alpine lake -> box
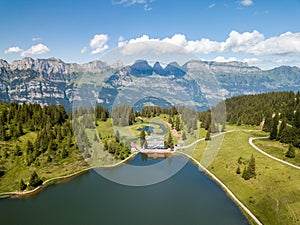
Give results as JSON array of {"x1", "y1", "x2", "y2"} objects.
[{"x1": 0, "y1": 153, "x2": 250, "y2": 225}]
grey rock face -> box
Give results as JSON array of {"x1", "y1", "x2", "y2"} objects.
[{"x1": 0, "y1": 57, "x2": 300, "y2": 111}]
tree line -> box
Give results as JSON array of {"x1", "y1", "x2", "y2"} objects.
[
  {"x1": 225, "y1": 91, "x2": 300, "y2": 158},
  {"x1": 0, "y1": 101, "x2": 77, "y2": 191}
]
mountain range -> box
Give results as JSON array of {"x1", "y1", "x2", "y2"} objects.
[{"x1": 0, "y1": 57, "x2": 300, "y2": 111}]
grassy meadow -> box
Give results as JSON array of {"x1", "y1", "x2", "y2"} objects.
[{"x1": 190, "y1": 125, "x2": 300, "y2": 225}]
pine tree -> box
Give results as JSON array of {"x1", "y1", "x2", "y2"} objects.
[
  {"x1": 168, "y1": 131, "x2": 174, "y2": 149},
  {"x1": 236, "y1": 165, "x2": 241, "y2": 174},
  {"x1": 270, "y1": 113, "x2": 279, "y2": 140},
  {"x1": 205, "y1": 127, "x2": 211, "y2": 141},
  {"x1": 285, "y1": 144, "x2": 295, "y2": 158},
  {"x1": 237, "y1": 156, "x2": 242, "y2": 164},
  {"x1": 248, "y1": 154, "x2": 256, "y2": 178},
  {"x1": 14, "y1": 145, "x2": 22, "y2": 156},
  {"x1": 47, "y1": 155, "x2": 52, "y2": 162},
  {"x1": 140, "y1": 127, "x2": 146, "y2": 148},
  {"x1": 277, "y1": 118, "x2": 286, "y2": 141},
  {"x1": 26, "y1": 140, "x2": 34, "y2": 154},
  {"x1": 166, "y1": 131, "x2": 174, "y2": 149},
  {"x1": 61, "y1": 148, "x2": 69, "y2": 159},
  {"x1": 16, "y1": 123, "x2": 23, "y2": 137},
  {"x1": 100, "y1": 111, "x2": 107, "y2": 121},
  {"x1": 0, "y1": 124, "x2": 6, "y2": 141},
  {"x1": 28, "y1": 171, "x2": 43, "y2": 188},
  {"x1": 175, "y1": 116, "x2": 180, "y2": 131},
  {"x1": 19, "y1": 179, "x2": 27, "y2": 191},
  {"x1": 181, "y1": 131, "x2": 187, "y2": 141},
  {"x1": 280, "y1": 126, "x2": 298, "y2": 145},
  {"x1": 294, "y1": 109, "x2": 300, "y2": 128},
  {"x1": 263, "y1": 113, "x2": 272, "y2": 132},
  {"x1": 115, "y1": 130, "x2": 120, "y2": 143},
  {"x1": 201, "y1": 111, "x2": 211, "y2": 130},
  {"x1": 242, "y1": 167, "x2": 250, "y2": 180},
  {"x1": 168, "y1": 116, "x2": 173, "y2": 128},
  {"x1": 103, "y1": 140, "x2": 108, "y2": 151}
]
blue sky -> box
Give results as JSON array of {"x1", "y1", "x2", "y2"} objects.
[{"x1": 1, "y1": 0, "x2": 300, "y2": 69}]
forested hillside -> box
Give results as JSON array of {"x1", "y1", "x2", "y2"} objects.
[
  {"x1": 225, "y1": 91, "x2": 300, "y2": 147},
  {"x1": 0, "y1": 102, "x2": 84, "y2": 191}
]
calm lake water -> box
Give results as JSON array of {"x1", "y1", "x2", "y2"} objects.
[{"x1": 0, "y1": 154, "x2": 249, "y2": 225}]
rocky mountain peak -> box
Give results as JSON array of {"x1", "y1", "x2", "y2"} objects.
[
  {"x1": 153, "y1": 61, "x2": 165, "y2": 75},
  {"x1": 0, "y1": 57, "x2": 300, "y2": 112},
  {"x1": 130, "y1": 60, "x2": 153, "y2": 76},
  {"x1": 110, "y1": 60, "x2": 124, "y2": 69},
  {"x1": 0, "y1": 59, "x2": 9, "y2": 69},
  {"x1": 81, "y1": 60, "x2": 109, "y2": 72},
  {"x1": 164, "y1": 61, "x2": 186, "y2": 77},
  {"x1": 2, "y1": 57, "x2": 110, "y2": 75},
  {"x1": 10, "y1": 57, "x2": 35, "y2": 71}
]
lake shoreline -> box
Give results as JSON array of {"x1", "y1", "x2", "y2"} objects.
[
  {"x1": 0, "y1": 150, "x2": 260, "y2": 225},
  {"x1": 0, "y1": 152, "x2": 138, "y2": 199},
  {"x1": 176, "y1": 151, "x2": 262, "y2": 225}
]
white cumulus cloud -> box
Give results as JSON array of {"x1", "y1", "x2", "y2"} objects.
[
  {"x1": 4, "y1": 44, "x2": 50, "y2": 56},
  {"x1": 240, "y1": 0, "x2": 253, "y2": 6},
  {"x1": 21, "y1": 44, "x2": 50, "y2": 56},
  {"x1": 90, "y1": 34, "x2": 109, "y2": 54},
  {"x1": 118, "y1": 30, "x2": 300, "y2": 56},
  {"x1": 223, "y1": 30, "x2": 264, "y2": 53},
  {"x1": 4, "y1": 46, "x2": 23, "y2": 54},
  {"x1": 252, "y1": 32, "x2": 300, "y2": 55}
]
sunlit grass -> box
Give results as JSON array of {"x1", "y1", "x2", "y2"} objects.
[
  {"x1": 253, "y1": 139, "x2": 300, "y2": 167},
  {"x1": 191, "y1": 125, "x2": 300, "y2": 225}
]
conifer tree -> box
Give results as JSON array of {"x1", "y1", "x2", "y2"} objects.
[
  {"x1": 0, "y1": 124, "x2": 6, "y2": 141},
  {"x1": 280, "y1": 126, "x2": 298, "y2": 145},
  {"x1": 175, "y1": 116, "x2": 180, "y2": 131},
  {"x1": 270, "y1": 113, "x2": 279, "y2": 140},
  {"x1": 242, "y1": 167, "x2": 250, "y2": 180},
  {"x1": 28, "y1": 171, "x2": 43, "y2": 188},
  {"x1": 167, "y1": 131, "x2": 174, "y2": 149},
  {"x1": 236, "y1": 165, "x2": 241, "y2": 174},
  {"x1": 140, "y1": 127, "x2": 146, "y2": 148},
  {"x1": 61, "y1": 147, "x2": 69, "y2": 159},
  {"x1": 263, "y1": 113, "x2": 272, "y2": 132},
  {"x1": 277, "y1": 118, "x2": 286, "y2": 141},
  {"x1": 248, "y1": 154, "x2": 256, "y2": 178},
  {"x1": 285, "y1": 144, "x2": 295, "y2": 158},
  {"x1": 19, "y1": 179, "x2": 27, "y2": 191},
  {"x1": 103, "y1": 140, "x2": 108, "y2": 151},
  {"x1": 294, "y1": 109, "x2": 300, "y2": 128},
  {"x1": 168, "y1": 116, "x2": 173, "y2": 128},
  {"x1": 115, "y1": 130, "x2": 120, "y2": 143},
  {"x1": 181, "y1": 131, "x2": 187, "y2": 141},
  {"x1": 205, "y1": 127, "x2": 211, "y2": 141}
]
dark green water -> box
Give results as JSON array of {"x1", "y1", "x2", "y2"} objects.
[{"x1": 0, "y1": 154, "x2": 249, "y2": 225}]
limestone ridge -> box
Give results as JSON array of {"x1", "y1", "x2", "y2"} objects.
[{"x1": 0, "y1": 57, "x2": 300, "y2": 111}]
